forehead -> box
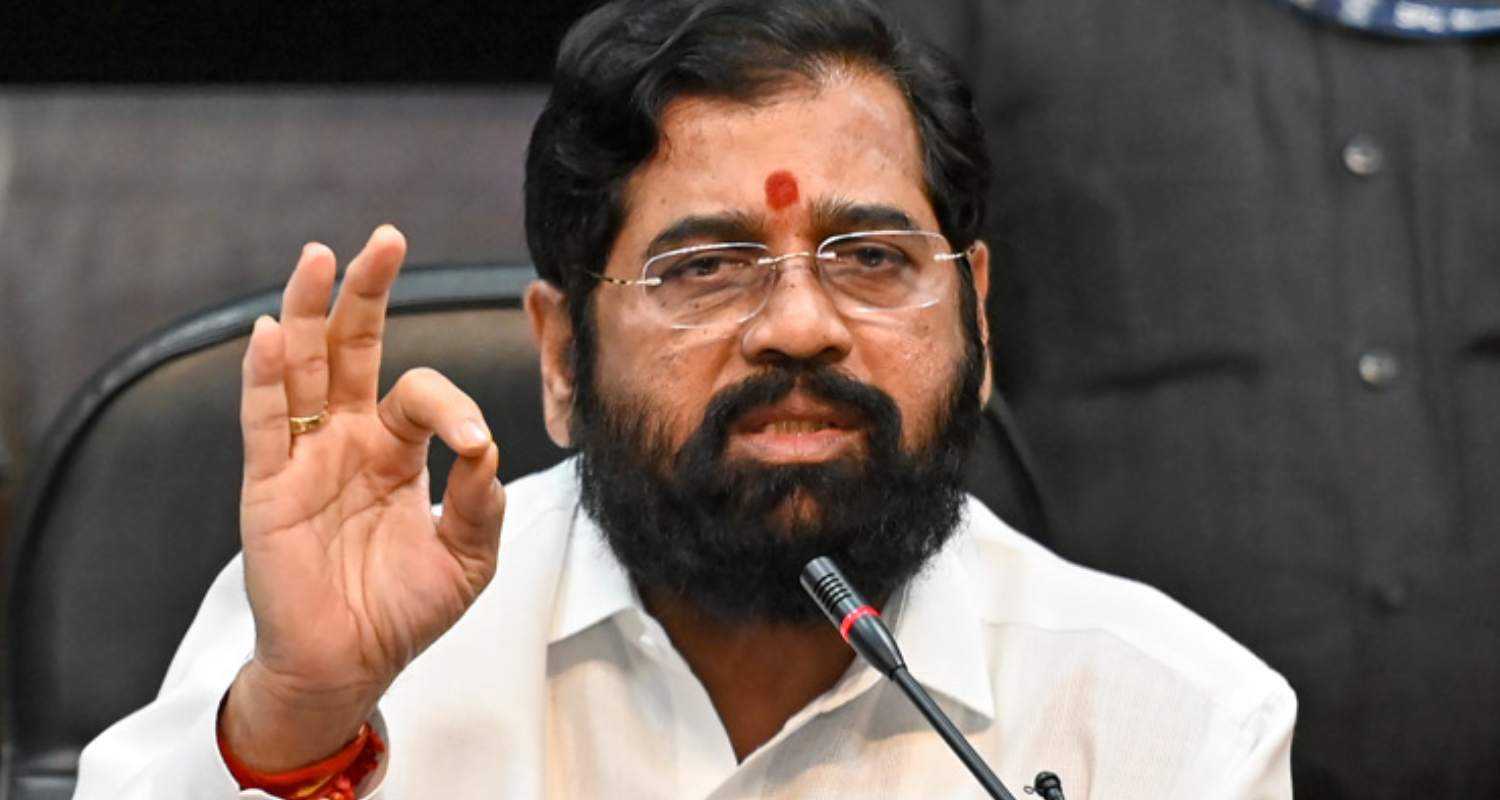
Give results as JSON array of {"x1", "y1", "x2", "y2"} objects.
[{"x1": 617, "y1": 71, "x2": 934, "y2": 244}]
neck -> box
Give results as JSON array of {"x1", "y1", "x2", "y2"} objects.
[{"x1": 643, "y1": 588, "x2": 857, "y2": 762}]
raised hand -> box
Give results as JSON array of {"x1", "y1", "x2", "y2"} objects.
[{"x1": 221, "y1": 226, "x2": 505, "y2": 770}]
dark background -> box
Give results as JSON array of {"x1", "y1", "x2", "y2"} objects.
[
  {"x1": 0, "y1": 2, "x2": 597, "y2": 561},
  {"x1": 0, "y1": 3, "x2": 595, "y2": 84}
]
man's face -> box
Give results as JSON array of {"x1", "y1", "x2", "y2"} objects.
[
  {"x1": 594, "y1": 70, "x2": 978, "y2": 463},
  {"x1": 567, "y1": 69, "x2": 989, "y2": 622}
]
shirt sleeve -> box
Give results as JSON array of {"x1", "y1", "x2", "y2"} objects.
[
  {"x1": 1219, "y1": 679, "x2": 1298, "y2": 800},
  {"x1": 71, "y1": 554, "x2": 389, "y2": 799}
]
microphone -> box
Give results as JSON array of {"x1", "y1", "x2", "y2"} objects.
[{"x1": 801, "y1": 557, "x2": 1018, "y2": 800}]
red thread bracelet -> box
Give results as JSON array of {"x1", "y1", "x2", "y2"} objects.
[{"x1": 218, "y1": 721, "x2": 385, "y2": 799}]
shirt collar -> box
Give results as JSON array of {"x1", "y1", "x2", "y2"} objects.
[
  {"x1": 884, "y1": 518, "x2": 996, "y2": 721},
  {"x1": 547, "y1": 495, "x2": 997, "y2": 722},
  {"x1": 548, "y1": 504, "x2": 640, "y2": 644}
]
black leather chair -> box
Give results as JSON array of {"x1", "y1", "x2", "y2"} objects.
[{"x1": 0, "y1": 263, "x2": 1046, "y2": 800}]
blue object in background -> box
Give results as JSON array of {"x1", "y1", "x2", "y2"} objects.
[{"x1": 1271, "y1": 0, "x2": 1500, "y2": 38}]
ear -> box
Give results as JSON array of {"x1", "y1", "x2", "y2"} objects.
[
  {"x1": 525, "y1": 280, "x2": 577, "y2": 448},
  {"x1": 966, "y1": 240, "x2": 994, "y2": 403}
]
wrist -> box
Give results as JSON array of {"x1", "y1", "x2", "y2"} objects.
[{"x1": 220, "y1": 661, "x2": 380, "y2": 772}]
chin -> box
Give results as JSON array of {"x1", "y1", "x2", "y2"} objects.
[{"x1": 767, "y1": 489, "x2": 826, "y2": 536}]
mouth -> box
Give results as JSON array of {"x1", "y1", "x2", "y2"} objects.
[{"x1": 726, "y1": 395, "x2": 867, "y2": 463}]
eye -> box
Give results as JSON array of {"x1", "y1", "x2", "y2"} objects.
[
  {"x1": 830, "y1": 240, "x2": 912, "y2": 270},
  {"x1": 676, "y1": 254, "x2": 730, "y2": 278},
  {"x1": 653, "y1": 247, "x2": 760, "y2": 284}
]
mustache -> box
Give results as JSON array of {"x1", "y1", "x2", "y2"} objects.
[{"x1": 675, "y1": 363, "x2": 904, "y2": 470}]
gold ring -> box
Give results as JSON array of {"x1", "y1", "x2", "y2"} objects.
[{"x1": 289, "y1": 407, "x2": 330, "y2": 436}]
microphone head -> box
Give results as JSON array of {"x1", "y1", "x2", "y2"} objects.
[
  {"x1": 801, "y1": 556, "x2": 905, "y2": 676},
  {"x1": 800, "y1": 556, "x2": 868, "y2": 627}
]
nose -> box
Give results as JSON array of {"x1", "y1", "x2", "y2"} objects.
[{"x1": 739, "y1": 254, "x2": 854, "y2": 366}]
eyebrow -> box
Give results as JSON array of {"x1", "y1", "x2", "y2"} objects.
[
  {"x1": 644, "y1": 211, "x2": 767, "y2": 258},
  {"x1": 808, "y1": 198, "x2": 919, "y2": 235},
  {"x1": 640, "y1": 199, "x2": 922, "y2": 259}
]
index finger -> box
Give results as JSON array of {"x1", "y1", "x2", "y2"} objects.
[
  {"x1": 326, "y1": 225, "x2": 407, "y2": 408},
  {"x1": 240, "y1": 316, "x2": 291, "y2": 481}
]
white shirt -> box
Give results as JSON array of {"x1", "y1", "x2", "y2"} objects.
[{"x1": 75, "y1": 458, "x2": 1295, "y2": 799}]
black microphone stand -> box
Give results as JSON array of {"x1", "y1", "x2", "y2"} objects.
[
  {"x1": 801, "y1": 557, "x2": 1019, "y2": 800},
  {"x1": 890, "y1": 667, "x2": 1016, "y2": 799}
]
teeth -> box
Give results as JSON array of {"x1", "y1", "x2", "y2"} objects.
[{"x1": 767, "y1": 420, "x2": 833, "y2": 434}]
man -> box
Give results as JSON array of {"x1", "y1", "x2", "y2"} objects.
[
  {"x1": 880, "y1": 1, "x2": 1500, "y2": 795},
  {"x1": 74, "y1": 1, "x2": 1294, "y2": 796}
]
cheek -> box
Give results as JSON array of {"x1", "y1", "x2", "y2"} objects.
[
  {"x1": 594, "y1": 323, "x2": 739, "y2": 446},
  {"x1": 865, "y1": 322, "x2": 958, "y2": 445}
]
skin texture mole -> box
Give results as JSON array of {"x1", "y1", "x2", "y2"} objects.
[{"x1": 764, "y1": 170, "x2": 800, "y2": 211}]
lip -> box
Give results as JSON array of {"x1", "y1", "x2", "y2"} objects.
[{"x1": 727, "y1": 395, "x2": 867, "y2": 463}]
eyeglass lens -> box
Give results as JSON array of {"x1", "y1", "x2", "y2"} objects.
[{"x1": 643, "y1": 232, "x2": 951, "y2": 328}]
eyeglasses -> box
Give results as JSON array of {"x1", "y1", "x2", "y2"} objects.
[{"x1": 593, "y1": 230, "x2": 971, "y2": 330}]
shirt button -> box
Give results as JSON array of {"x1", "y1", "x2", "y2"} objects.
[
  {"x1": 1358, "y1": 350, "x2": 1400, "y2": 388},
  {"x1": 1375, "y1": 576, "x2": 1411, "y2": 612},
  {"x1": 1342, "y1": 135, "x2": 1384, "y2": 176}
]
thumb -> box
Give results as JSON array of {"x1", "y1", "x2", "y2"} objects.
[{"x1": 435, "y1": 441, "x2": 505, "y2": 589}]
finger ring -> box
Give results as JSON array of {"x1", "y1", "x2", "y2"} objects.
[{"x1": 289, "y1": 407, "x2": 330, "y2": 436}]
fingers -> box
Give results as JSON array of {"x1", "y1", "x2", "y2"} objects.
[
  {"x1": 279, "y1": 244, "x2": 337, "y2": 418},
  {"x1": 327, "y1": 225, "x2": 407, "y2": 409},
  {"x1": 377, "y1": 366, "x2": 501, "y2": 582},
  {"x1": 241, "y1": 316, "x2": 291, "y2": 481},
  {"x1": 436, "y1": 441, "x2": 505, "y2": 581},
  {"x1": 377, "y1": 367, "x2": 493, "y2": 457}
]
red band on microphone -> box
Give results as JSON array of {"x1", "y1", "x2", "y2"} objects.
[{"x1": 839, "y1": 605, "x2": 880, "y2": 641}]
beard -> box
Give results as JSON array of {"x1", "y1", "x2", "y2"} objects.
[{"x1": 571, "y1": 312, "x2": 985, "y2": 625}]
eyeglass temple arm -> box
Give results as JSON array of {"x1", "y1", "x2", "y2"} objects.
[{"x1": 590, "y1": 271, "x2": 662, "y2": 287}]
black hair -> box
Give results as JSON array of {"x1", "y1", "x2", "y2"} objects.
[{"x1": 523, "y1": 0, "x2": 991, "y2": 323}]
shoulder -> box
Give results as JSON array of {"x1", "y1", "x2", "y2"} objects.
[
  {"x1": 958, "y1": 497, "x2": 1294, "y2": 726},
  {"x1": 436, "y1": 457, "x2": 581, "y2": 549},
  {"x1": 496, "y1": 457, "x2": 582, "y2": 534},
  {"x1": 462, "y1": 457, "x2": 584, "y2": 609}
]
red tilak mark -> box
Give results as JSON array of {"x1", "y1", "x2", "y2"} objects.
[
  {"x1": 839, "y1": 605, "x2": 880, "y2": 642},
  {"x1": 764, "y1": 170, "x2": 800, "y2": 211}
]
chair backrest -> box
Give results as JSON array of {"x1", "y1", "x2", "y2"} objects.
[{"x1": 0, "y1": 263, "x2": 1047, "y2": 800}]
